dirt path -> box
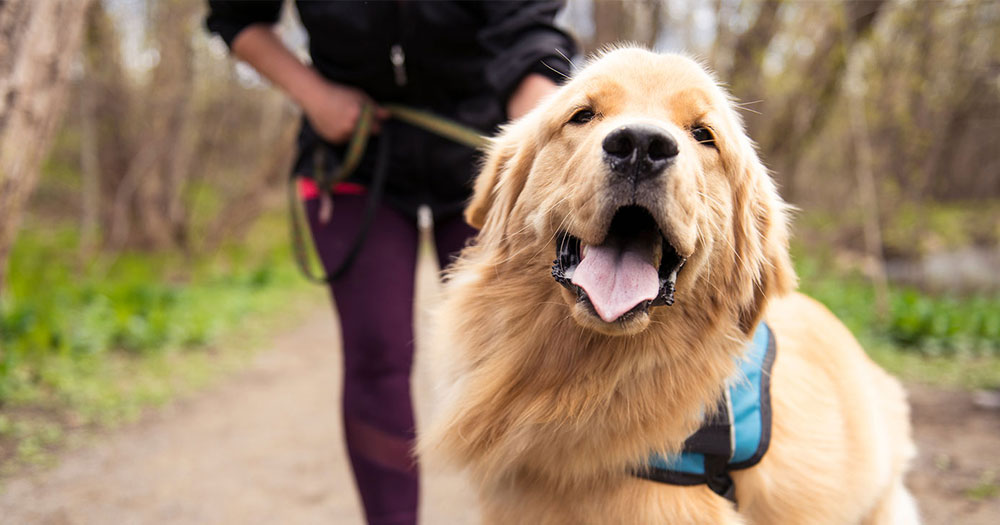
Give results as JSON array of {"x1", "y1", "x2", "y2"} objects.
[
  {"x1": 0, "y1": 309, "x2": 997, "y2": 523},
  {"x1": 0, "y1": 309, "x2": 477, "y2": 525},
  {"x1": 905, "y1": 385, "x2": 1000, "y2": 524}
]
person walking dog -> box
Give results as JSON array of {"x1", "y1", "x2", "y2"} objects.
[{"x1": 205, "y1": 2, "x2": 576, "y2": 524}]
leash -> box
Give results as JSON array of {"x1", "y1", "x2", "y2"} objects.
[
  {"x1": 384, "y1": 104, "x2": 489, "y2": 150},
  {"x1": 289, "y1": 102, "x2": 488, "y2": 284}
]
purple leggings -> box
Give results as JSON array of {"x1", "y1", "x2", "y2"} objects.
[{"x1": 306, "y1": 194, "x2": 475, "y2": 525}]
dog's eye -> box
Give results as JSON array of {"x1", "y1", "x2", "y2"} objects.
[
  {"x1": 568, "y1": 108, "x2": 595, "y2": 125},
  {"x1": 691, "y1": 126, "x2": 716, "y2": 148}
]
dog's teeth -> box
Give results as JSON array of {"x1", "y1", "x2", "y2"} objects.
[{"x1": 582, "y1": 245, "x2": 589, "y2": 259}]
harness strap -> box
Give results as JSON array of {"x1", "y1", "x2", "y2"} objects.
[
  {"x1": 632, "y1": 394, "x2": 738, "y2": 503},
  {"x1": 686, "y1": 393, "x2": 736, "y2": 502},
  {"x1": 632, "y1": 323, "x2": 776, "y2": 508},
  {"x1": 683, "y1": 394, "x2": 733, "y2": 458},
  {"x1": 703, "y1": 453, "x2": 735, "y2": 502}
]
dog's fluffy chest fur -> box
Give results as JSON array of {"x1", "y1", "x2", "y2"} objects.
[{"x1": 421, "y1": 259, "x2": 748, "y2": 511}]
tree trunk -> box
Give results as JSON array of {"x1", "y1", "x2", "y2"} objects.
[
  {"x1": 202, "y1": 116, "x2": 298, "y2": 253},
  {"x1": 761, "y1": 0, "x2": 886, "y2": 202},
  {"x1": 592, "y1": 0, "x2": 662, "y2": 52},
  {"x1": 0, "y1": 0, "x2": 93, "y2": 293},
  {"x1": 79, "y1": 23, "x2": 102, "y2": 255},
  {"x1": 843, "y1": 18, "x2": 890, "y2": 319},
  {"x1": 127, "y1": 0, "x2": 198, "y2": 251},
  {"x1": 724, "y1": 0, "x2": 783, "y2": 106}
]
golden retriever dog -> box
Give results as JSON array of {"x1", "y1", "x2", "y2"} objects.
[{"x1": 420, "y1": 48, "x2": 918, "y2": 524}]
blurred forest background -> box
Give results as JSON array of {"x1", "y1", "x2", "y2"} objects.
[{"x1": 0, "y1": 0, "x2": 998, "y2": 472}]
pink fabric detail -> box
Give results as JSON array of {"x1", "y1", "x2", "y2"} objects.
[
  {"x1": 298, "y1": 178, "x2": 368, "y2": 200},
  {"x1": 333, "y1": 182, "x2": 367, "y2": 195},
  {"x1": 298, "y1": 178, "x2": 320, "y2": 199}
]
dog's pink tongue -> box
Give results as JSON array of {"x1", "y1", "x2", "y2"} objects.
[{"x1": 571, "y1": 244, "x2": 659, "y2": 322}]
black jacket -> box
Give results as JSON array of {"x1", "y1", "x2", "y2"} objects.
[{"x1": 206, "y1": 1, "x2": 576, "y2": 218}]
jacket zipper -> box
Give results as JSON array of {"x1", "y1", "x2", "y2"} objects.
[
  {"x1": 393, "y1": 0, "x2": 429, "y2": 218},
  {"x1": 390, "y1": 44, "x2": 408, "y2": 86}
]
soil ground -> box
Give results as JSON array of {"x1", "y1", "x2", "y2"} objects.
[
  {"x1": 0, "y1": 309, "x2": 477, "y2": 525},
  {"x1": 0, "y1": 260, "x2": 997, "y2": 523}
]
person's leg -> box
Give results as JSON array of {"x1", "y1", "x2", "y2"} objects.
[
  {"x1": 306, "y1": 194, "x2": 419, "y2": 525},
  {"x1": 433, "y1": 214, "x2": 478, "y2": 272}
]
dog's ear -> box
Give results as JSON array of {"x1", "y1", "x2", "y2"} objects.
[
  {"x1": 464, "y1": 138, "x2": 509, "y2": 230},
  {"x1": 465, "y1": 118, "x2": 539, "y2": 231},
  {"x1": 730, "y1": 151, "x2": 798, "y2": 336}
]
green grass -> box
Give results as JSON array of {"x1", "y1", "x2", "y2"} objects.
[
  {"x1": 794, "y1": 246, "x2": 1000, "y2": 389},
  {"x1": 965, "y1": 470, "x2": 999, "y2": 501},
  {"x1": 0, "y1": 211, "x2": 323, "y2": 470}
]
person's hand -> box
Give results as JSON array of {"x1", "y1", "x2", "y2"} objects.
[
  {"x1": 299, "y1": 80, "x2": 389, "y2": 144},
  {"x1": 507, "y1": 73, "x2": 559, "y2": 120},
  {"x1": 229, "y1": 26, "x2": 388, "y2": 144}
]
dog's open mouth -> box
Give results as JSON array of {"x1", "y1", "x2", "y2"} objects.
[{"x1": 552, "y1": 206, "x2": 686, "y2": 323}]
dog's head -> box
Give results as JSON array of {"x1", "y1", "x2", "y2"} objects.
[{"x1": 466, "y1": 48, "x2": 795, "y2": 337}]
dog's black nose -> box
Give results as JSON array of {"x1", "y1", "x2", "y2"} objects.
[{"x1": 602, "y1": 125, "x2": 678, "y2": 182}]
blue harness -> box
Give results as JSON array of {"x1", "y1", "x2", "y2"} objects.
[{"x1": 632, "y1": 323, "x2": 776, "y2": 502}]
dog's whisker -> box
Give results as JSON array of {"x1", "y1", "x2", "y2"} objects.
[
  {"x1": 732, "y1": 99, "x2": 764, "y2": 116},
  {"x1": 555, "y1": 48, "x2": 577, "y2": 71},
  {"x1": 694, "y1": 191, "x2": 726, "y2": 213},
  {"x1": 540, "y1": 59, "x2": 570, "y2": 81}
]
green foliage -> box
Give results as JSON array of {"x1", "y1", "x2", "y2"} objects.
[
  {"x1": 0, "y1": 212, "x2": 314, "y2": 422},
  {"x1": 795, "y1": 245, "x2": 1000, "y2": 388},
  {"x1": 888, "y1": 292, "x2": 1000, "y2": 356}
]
